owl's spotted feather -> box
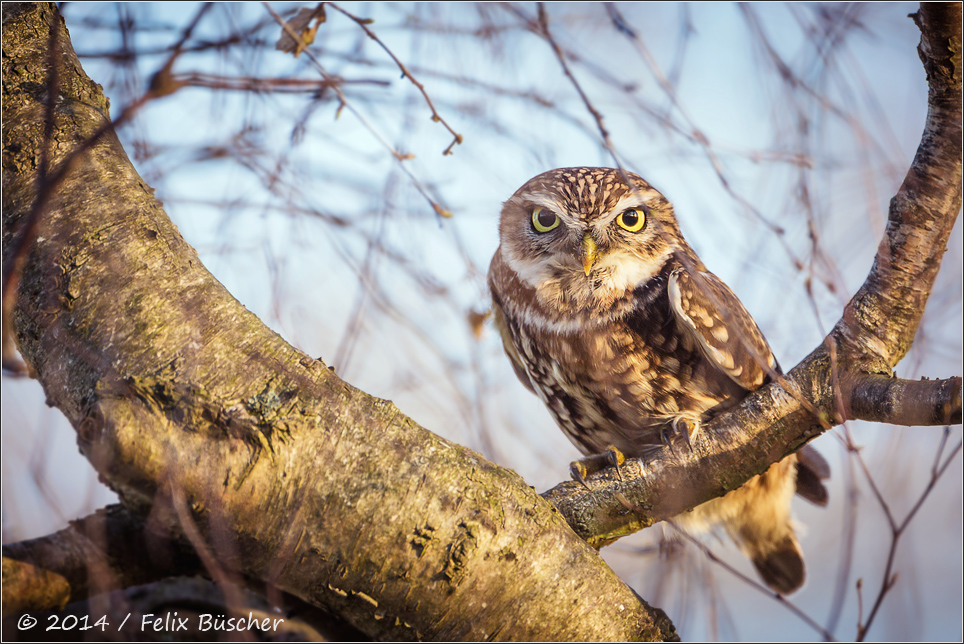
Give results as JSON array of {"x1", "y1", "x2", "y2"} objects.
[{"x1": 489, "y1": 167, "x2": 828, "y2": 594}]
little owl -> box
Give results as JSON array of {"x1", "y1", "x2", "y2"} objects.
[{"x1": 488, "y1": 167, "x2": 828, "y2": 594}]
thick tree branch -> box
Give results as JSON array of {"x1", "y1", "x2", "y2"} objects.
[
  {"x1": 1, "y1": 504, "x2": 371, "y2": 639},
  {"x1": 2, "y1": 4, "x2": 675, "y2": 640},
  {"x1": 835, "y1": 4, "x2": 963, "y2": 368},
  {"x1": 2, "y1": 505, "x2": 203, "y2": 617},
  {"x1": 846, "y1": 375, "x2": 962, "y2": 426}
]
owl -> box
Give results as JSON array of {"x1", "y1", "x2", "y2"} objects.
[{"x1": 488, "y1": 167, "x2": 828, "y2": 594}]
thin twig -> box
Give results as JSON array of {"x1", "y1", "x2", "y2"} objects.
[
  {"x1": 823, "y1": 424, "x2": 859, "y2": 636},
  {"x1": 611, "y1": 491, "x2": 835, "y2": 640},
  {"x1": 603, "y1": 4, "x2": 797, "y2": 256},
  {"x1": 856, "y1": 434, "x2": 963, "y2": 640},
  {"x1": 262, "y1": 2, "x2": 453, "y2": 220},
  {"x1": 325, "y1": 2, "x2": 463, "y2": 155},
  {"x1": 665, "y1": 518, "x2": 836, "y2": 640},
  {"x1": 177, "y1": 72, "x2": 390, "y2": 92},
  {"x1": 533, "y1": 3, "x2": 623, "y2": 167}
]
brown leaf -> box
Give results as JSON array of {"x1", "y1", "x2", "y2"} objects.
[{"x1": 275, "y1": 4, "x2": 327, "y2": 57}]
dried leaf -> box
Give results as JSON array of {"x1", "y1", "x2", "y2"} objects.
[{"x1": 275, "y1": 4, "x2": 327, "y2": 57}]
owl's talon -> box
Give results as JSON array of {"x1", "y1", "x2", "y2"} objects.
[
  {"x1": 606, "y1": 445, "x2": 626, "y2": 481},
  {"x1": 660, "y1": 426, "x2": 672, "y2": 447},
  {"x1": 680, "y1": 424, "x2": 692, "y2": 449},
  {"x1": 569, "y1": 461, "x2": 593, "y2": 491},
  {"x1": 678, "y1": 417, "x2": 700, "y2": 446},
  {"x1": 571, "y1": 447, "x2": 627, "y2": 489},
  {"x1": 660, "y1": 426, "x2": 680, "y2": 458},
  {"x1": 661, "y1": 417, "x2": 700, "y2": 452}
]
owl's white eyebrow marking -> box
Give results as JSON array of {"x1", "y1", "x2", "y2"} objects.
[
  {"x1": 608, "y1": 190, "x2": 657, "y2": 216},
  {"x1": 518, "y1": 193, "x2": 575, "y2": 221}
]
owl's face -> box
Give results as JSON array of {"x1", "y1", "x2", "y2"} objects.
[{"x1": 498, "y1": 167, "x2": 686, "y2": 312}]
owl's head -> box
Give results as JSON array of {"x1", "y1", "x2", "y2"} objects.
[{"x1": 498, "y1": 167, "x2": 687, "y2": 311}]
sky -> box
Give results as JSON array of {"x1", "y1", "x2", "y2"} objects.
[{"x1": 2, "y1": 3, "x2": 961, "y2": 641}]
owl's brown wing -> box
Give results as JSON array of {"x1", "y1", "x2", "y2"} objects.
[
  {"x1": 668, "y1": 267, "x2": 779, "y2": 392},
  {"x1": 671, "y1": 267, "x2": 832, "y2": 509}
]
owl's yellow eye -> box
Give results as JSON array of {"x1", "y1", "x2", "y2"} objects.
[
  {"x1": 616, "y1": 208, "x2": 646, "y2": 232},
  {"x1": 531, "y1": 207, "x2": 560, "y2": 233}
]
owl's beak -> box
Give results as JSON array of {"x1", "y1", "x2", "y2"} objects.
[{"x1": 581, "y1": 234, "x2": 599, "y2": 276}]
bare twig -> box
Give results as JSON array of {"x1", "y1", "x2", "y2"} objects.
[
  {"x1": 325, "y1": 2, "x2": 464, "y2": 156},
  {"x1": 603, "y1": 3, "x2": 791, "y2": 240},
  {"x1": 263, "y1": 1, "x2": 453, "y2": 220},
  {"x1": 855, "y1": 433, "x2": 962, "y2": 640},
  {"x1": 533, "y1": 3, "x2": 622, "y2": 167},
  {"x1": 177, "y1": 72, "x2": 390, "y2": 92},
  {"x1": 611, "y1": 487, "x2": 836, "y2": 641}
]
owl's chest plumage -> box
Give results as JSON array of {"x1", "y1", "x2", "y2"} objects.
[{"x1": 492, "y1": 254, "x2": 742, "y2": 457}]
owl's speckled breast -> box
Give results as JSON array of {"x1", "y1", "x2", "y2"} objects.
[{"x1": 497, "y1": 259, "x2": 737, "y2": 457}]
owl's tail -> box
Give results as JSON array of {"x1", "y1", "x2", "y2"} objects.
[
  {"x1": 795, "y1": 444, "x2": 831, "y2": 506},
  {"x1": 745, "y1": 445, "x2": 829, "y2": 594},
  {"x1": 674, "y1": 450, "x2": 828, "y2": 595},
  {"x1": 724, "y1": 456, "x2": 807, "y2": 594},
  {"x1": 748, "y1": 533, "x2": 806, "y2": 595}
]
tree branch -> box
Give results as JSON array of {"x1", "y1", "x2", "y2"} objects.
[
  {"x1": 3, "y1": 2, "x2": 959, "y2": 639},
  {"x1": 2, "y1": 3, "x2": 675, "y2": 640},
  {"x1": 834, "y1": 4, "x2": 963, "y2": 369},
  {"x1": 846, "y1": 375, "x2": 962, "y2": 426},
  {"x1": 543, "y1": 1, "x2": 962, "y2": 546},
  {"x1": 1, "y1": 505, "x2": 203, "y2": 617},
  {"x1": 2, "y1": 504, "x2": 372, "y2": 639}
]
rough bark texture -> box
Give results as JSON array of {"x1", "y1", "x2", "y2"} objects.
[
  {"x1": 1, "y1": 558, "x2": 71, "y2": 617},
  {"x1": 2, "y1": 4, "x2": 676, "y2": 640}
]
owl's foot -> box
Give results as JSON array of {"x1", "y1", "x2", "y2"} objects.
[
  {"x1": 569, "y1": 446, "x2": 626, "y2": 490},
  {"x1": 661, "y1": 416, "x2": 700, "y2": 451}
]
